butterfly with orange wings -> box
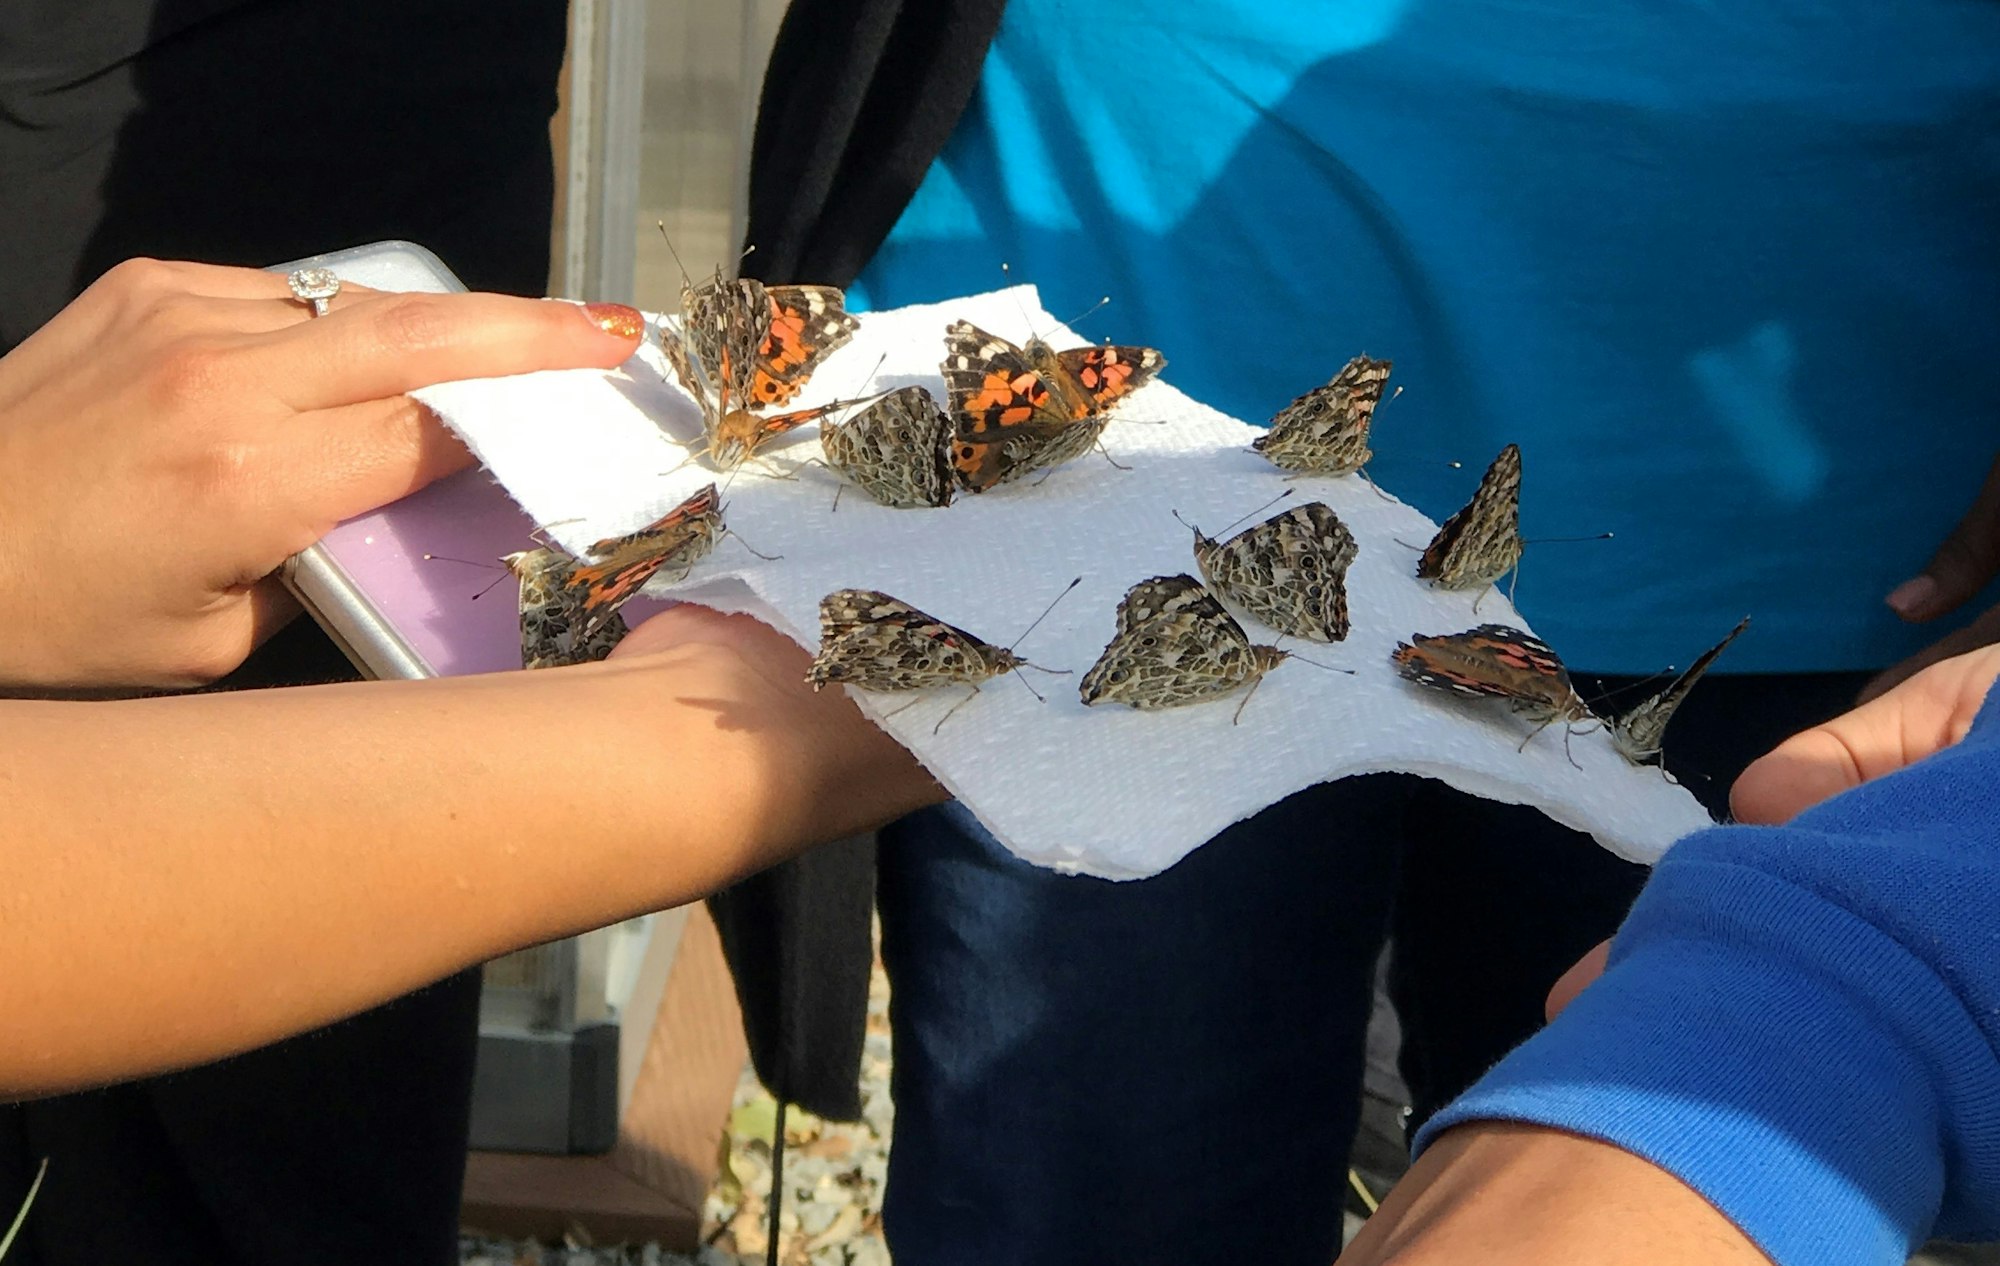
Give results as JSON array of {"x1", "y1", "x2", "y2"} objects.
[
  {"x1": 662, "y1": 272, "x2": 862, "y2": 469},
  {"x1": 506, "y1": 484, "x2": 723, "y2": 668},
  {"x1": 1393, "y1": 622, "x2": 1596, "y2": 762},
  {"x1": 940, "y1": 321, "x2": 1165, "y2": 492}
]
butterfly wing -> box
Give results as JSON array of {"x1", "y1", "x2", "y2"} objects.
[
  {"x1": 1048, "y1": 342, "x2": 1166, "y2": 414},
  {"x1": 1612, "y1": 616, "x2": 1751, "y2": 764},
  {"x1": 679, "y1": 276, "x2": 770, "y2": 409},
  {"x1": 1416, "y1": 444, "x2": 1523, "y2": 589},
  {"x1": 509, "y1": 548, "x2": 632, "y2": 670},
  {"x1": 568, "y1": 485, "x2": 724, "y2": 636},
  {"x1": 1081, "y1": 574, "x2": 1273, "y2": 709},
  {"x1": 747, "y1": 284, "x2": 860, "y2": 408},
  {"x1": 1253, "y1": 355, "x2": 1392, "y2": 474},
  {"x1": 1393, "y1": 622, "x2": 1584, "y2": 720},
  {"x1": 821, "y1": 386, "x2": 955, "y2": 508},
  {"x1": 1198, "y1": 501, "x2": 1358, "y2": 642},
  {"x1": 808, "y1": 589, "x2": 1016, "y2": 691}
]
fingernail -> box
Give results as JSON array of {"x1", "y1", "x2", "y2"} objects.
[
  {"x1": 581, "y1": 302, "x2": 645, "y2": 340},
  {"x1": 1886, "y1": 575, "x2": 1936, "y2": 618}
]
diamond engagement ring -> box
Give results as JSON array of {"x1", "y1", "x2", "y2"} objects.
[{"x1": 287, "y1": 267, "x2": 341, "y2": 317}]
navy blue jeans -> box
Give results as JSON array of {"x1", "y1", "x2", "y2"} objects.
[{"x1": 874, "y1": 672, "x2": 1870, "y2": 1265}]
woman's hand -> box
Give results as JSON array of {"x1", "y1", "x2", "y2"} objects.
[
  {"x1": 1864, "y1": 450, "x2": 2000, "y2": 703},
  {"x1": 0, "y1": 258, "x2": 644, "y2": 689},
  {"x1": 608, "y1": 603, "x2": 945, "y2": 852}
]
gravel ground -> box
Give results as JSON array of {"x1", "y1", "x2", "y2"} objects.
[
  {"x1": 460, "y1": 952, "x2": 1999, "y2": 1266},
  {"x1": 463, "y1": 958, "x2": 896, "y2": 1266}
]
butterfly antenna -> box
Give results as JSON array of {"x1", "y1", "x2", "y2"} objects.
[
  {"x1": 421, "y1": 553, "x2": 502, "y2": 571},
  {"x1": 1060, "y1": 294, "x2": 1111, "y2": 330},
  {"x1": 654, "y1": 220, "x2": 694, "y2": 291},
  {"x1": 1009, "y1": 576, "x2": 1083, "y2": 651},
  {"x1": 1282, "y1": 651, "x2": 1357, "y2": 675},
  {"x1": 1216, "y1": 489, "x2": 1296, "y2": 536},
  {"x1": 471, "y1": 571, "x2": 515, "y2": 602},
  {"x1": 1000, "y1": 262, "x2": 1041, "y2": 337}
]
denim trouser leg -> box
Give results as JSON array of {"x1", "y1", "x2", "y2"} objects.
[{"x1": 875, "y1": 776, "x2": 1406, "y2": 1266}]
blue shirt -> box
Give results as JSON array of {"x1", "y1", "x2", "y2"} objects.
[
  {"x1": 856, "y1": 0, "x2": 2000, "y2": 672},
  {"x1": 1418, "y1": 678, "x2": 2000, "y2": 1263}
]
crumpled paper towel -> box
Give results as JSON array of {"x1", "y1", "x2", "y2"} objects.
[{"x1": 414, "y1": 286, "x2": 1711, "y2": 879}]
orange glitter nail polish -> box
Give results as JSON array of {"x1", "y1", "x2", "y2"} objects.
[{"x1": 582, "y1": 302, "x2": 645, "y2": 340}]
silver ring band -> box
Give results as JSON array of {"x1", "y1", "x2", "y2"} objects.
[{"x1": 287, "y1": 267, "x2": 341, "y2": 318}]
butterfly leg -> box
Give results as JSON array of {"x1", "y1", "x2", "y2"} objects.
[
  {"x1": 1516, "y1": 712, "x2": 1558, "y2": 754},
  {"x1": 881, "y1": 693, "x2": 928, "y2": 721},
  {"x1": 931, "y1": 683, "x2": 984, "y2": 734},
  {"x1": 1358, "y1": 467, "x2": 1395, "y2": 502},
  {"x1": 1230, "y1": 674, "x2": 1270, "y2": 726},
  {"x1": 1093, "y1": 441, "x2": 1132, "y2": 472}
]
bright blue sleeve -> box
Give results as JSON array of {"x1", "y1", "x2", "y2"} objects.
[{"x1": 1414, "y1": 684, "x2": 2000, "y2": 1266}]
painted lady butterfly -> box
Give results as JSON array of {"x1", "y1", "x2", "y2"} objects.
[
  {"x1": 807, "y1": 585, "x2": 1072, "y2": 732},
  {"x1": 819, "y1": 385, "x2": 956, "y2": 509},
  {"x1": 663, "y1": 271, "x2": 862, "y2": 468},
  {"x1": 506, "y1": 483, "x2": 723, "y2": 663},
  {"x1": 940, "y1": 320, "x2": 1165, "y2": 492},
  {"x1": 1611, "y1": 616, "x2": 1750, "y2": 765},
  {"x1": 507, "y1": 547, "x2": 633, "y2": 670},
  {"x1": 1080, "y1": 574, "x2": 1291, "y2": 722},
  {"x1": 1392, "y1": 622, "x2": 1594, "y2": 756},
  {"x1": 1251, "y1": 354, "x2": 1394, "y2": 476},
  {"x1": 1183, "y1": 500, "x2": 1360, "y2": 643},
  {"x1": 1416, "y1": 443, "x2": 1523, "y2": 600}
]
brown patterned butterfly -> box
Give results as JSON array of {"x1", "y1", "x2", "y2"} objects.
[
  {"x1": 807, "y1": 581, "x2": 1077, "y2": 732},
  {"x1": 819, "y1": 385, "x2": 956, "y2": 509},
  {"x1": 1392, "y1": 622, "x2": 1595, "y2": 761},
  {"x1": 661, "y1": 323, "x2": 873, "y2": 471},
  {"x1": 941, "y1": 320, "x2": 1165, "y2": 492},
  {"x1": 506, "y1": 484, "x2": 724, "y2": 656},
  {"x1": 1180, "y1": 498, "x2": 1360, "y2": 643},
  {"x1": 1251, "y1": 354, "x2": 1394, "y2": 476},
  {"x1": 677, "y1": 268, "x2": 859, "y2": 410},
  {"x1": 1080, "y1": 574, "x2": 1298, "y2": 723},
  {"x1": 1416, "y1": 443, "x2": 1523, "y2": 604},
  {"x1": 1612, "y1": 617, "x2": 1750, "y2": 765},
  {"x1": 506, "y1": 548, "x2": 633, "y2": 670}
]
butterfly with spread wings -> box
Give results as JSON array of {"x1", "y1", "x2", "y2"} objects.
[
  {"x1": 940, "y1": 320, "x2": 1165, "y2": 492},
  {"x1": 662, "y1": 272, "x2": 862, "y2": 469}
]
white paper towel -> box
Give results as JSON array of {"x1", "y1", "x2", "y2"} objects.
[{"x1": 415, "y1": 286, "x2": 1712, "y2": 879}]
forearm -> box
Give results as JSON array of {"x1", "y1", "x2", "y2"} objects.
[
  {"x1": 1340, "y1": 1122, "x2": 1770, "y2": 1265},
  {"x1": 0, "y1": 649, "x2": 885, "y2": 1096}
]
